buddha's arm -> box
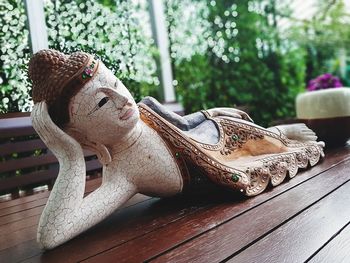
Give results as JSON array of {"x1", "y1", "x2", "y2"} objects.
[
  {"x1": 140, "y1": 97, "x2": 253, "y2": 131},
  {"x1": 32, "y1": 102, "x2": 136, "y2": 249}
]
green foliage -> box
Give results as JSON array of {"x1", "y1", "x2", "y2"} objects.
[
  {"x1": 0, "y1": 0, "x2": 31, "y2": 113},
  {"x1": 167, "y1": 0, "x2": 306, "y2": 126},
  {"x1": 1, "y1": 0, "x2": 349, "y2": 127},
  {"x1": 0, "y1": 0, "x2": 158, "y2": 112},
  {"x1": 289, "y1": 0, "x2": 350, "y2": 85},
  {"x1": 45, "y1": 0, "x2": 159, "y2": 102}
]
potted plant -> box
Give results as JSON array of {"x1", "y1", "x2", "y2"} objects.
[{"x1": 296, "y1": 73, "x2": 350, "y2": 146}]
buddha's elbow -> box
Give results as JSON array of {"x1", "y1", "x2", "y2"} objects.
[{"x1": 37, "y1": 228, "x2": 63, "y2": 250}]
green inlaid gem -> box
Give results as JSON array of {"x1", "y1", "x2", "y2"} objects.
[
  {"x1": 231, "y1": 173, "x2": 240, "y2": 182},
  {"x1": 175, "y1": 152, "x2": 180, "y2": 158},
  {"x1": 231, "y1": 134, "x2": 239, "y2": 141}
]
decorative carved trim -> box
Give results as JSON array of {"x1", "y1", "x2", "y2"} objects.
[{"x1": 138, "y1": 104, "x2": 325, "y2": 196}]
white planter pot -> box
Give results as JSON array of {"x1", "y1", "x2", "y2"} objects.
[{"x1": 296, "y1": 87, "x2": 350, "y2": 146}]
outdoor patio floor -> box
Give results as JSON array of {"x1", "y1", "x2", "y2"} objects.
[{"x1": 1, "y1": 145, "x2": 350, "y2": 263}]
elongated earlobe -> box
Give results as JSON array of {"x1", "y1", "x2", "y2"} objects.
[
  {"x1": 89, "y1": 143, "x2": 112, "y2": 165},
  {"x1": 65, "y1": 127, "x2": 112, "y2": 165}
]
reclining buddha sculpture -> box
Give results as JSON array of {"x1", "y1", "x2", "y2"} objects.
[{"x1": 29, "y1": 49, "x2": 325, "y2": 249}]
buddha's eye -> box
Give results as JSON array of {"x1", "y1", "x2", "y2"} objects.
[
  {"x1": 88, "y1": 96, "x2": 110, "y2": 116},
  {"x1": 98, "y1": 97, "x2": 109, "y2": 108}
]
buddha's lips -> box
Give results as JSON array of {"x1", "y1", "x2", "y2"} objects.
[{"x1": 120, "y1": 108, "x2": 134, "y2": 120}]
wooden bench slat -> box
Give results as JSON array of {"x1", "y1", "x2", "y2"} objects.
[
  {"x1": 0, "y1": 191, "x2": 50, "y2": 209},
  {"x1": 0, "y1": 178, "x2": 103, "y2": 238},
  {"x1": 308, "y1": 222, "x2": 350, "y2": 263},
  {"x1": 0, "y1": 176, "x2": 101, "y2": 209},
  {"x1": 0, "y1": 225, "x2": 37, "y2": 251},
  {"x1": 0, "y1": 198, "x2": 47, "y2": 218},
  {"x1": 22, "y1": 147, "x2": 350, "y2": 263},
  {"x1": 0, "y1": 152, "x2": 96, "y2": 174},
  {"x1": 0, "y1": 117, "x2": 34, "y2": 138},
  {"x1": 0, "y1": 154, "x2": 58, "y2": 174},
  {"x1": 0, "y1": 194, "x2": 201, "y2": 262},
  {"x1": 0, "y1": 139, "x2": 46, "y2": 156},
  {"x1": 0, "y1": 147, "x2": 349, "y2": 262},
  {"x1": 0, "y1": 194, "x2": 152, "y2": 254},
  {"x1": 0, "y1": 159, "x2": 101, "y2": 192},
  {"x1": 0, "y1": 214, "x2": 38, "y2": 236},
  {"x1": 149, "y1": 159, "x2": 350, "y2": 263},
  {"x1": 0, "y1": 169, "x2": 58, "y2": 193},
  {"x1": 227, "y1": 180, "x2": 350, "y2": 263}
]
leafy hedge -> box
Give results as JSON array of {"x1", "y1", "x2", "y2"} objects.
[
  {"x1": 1, "y1": 0, "x2": 349, "y2": 127},
  {"x1": 166, "y1": 0, "x2": 306, "y2": 126},
  {"x1": 0, "y1": 0, "x2": 159, "y2": 113}
]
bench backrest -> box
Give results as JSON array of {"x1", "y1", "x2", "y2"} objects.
[{"x1": 0, "y1": 113, "x2": 102, "y2": 197}]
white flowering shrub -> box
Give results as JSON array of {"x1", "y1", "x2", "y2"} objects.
[
  {"x1": 166, "y1": 0, "x2": 240, "y2": 64},
  {"x1": 0, "y1": 0, "x2": 158, "y2": 113},
  {"x1": 0, "y1": 0, "x2": 32, "y2": 113},
  {"x1": 45, "y1": 0, "x2": 158, "y2": 100},
  {"x1": 165, "y1": 0, "x2": 210, "y2": 62}
]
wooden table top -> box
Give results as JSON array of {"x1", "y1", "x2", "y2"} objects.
[{"x1": 1, "y1": 145, "x2": 350, "y2": 263}]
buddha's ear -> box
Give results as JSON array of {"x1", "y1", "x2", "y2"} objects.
[{"x1": 64, "y1": 126, "x2": 112, "y2": 166}]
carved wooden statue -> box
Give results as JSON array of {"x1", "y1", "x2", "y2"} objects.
[{"x1": 29, "y1": 50, "x2": 324, "y2": 249}]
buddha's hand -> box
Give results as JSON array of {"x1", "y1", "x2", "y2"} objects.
[
  {"x1": 31, "y1": 102, "x2": 84, "y2": 160},
  {"x1": 206, "y1": 108, "x2": 253, "y2": 122}
]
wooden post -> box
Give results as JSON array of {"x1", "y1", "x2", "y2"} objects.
[
  {"x1": 24, "y1": 0, "x2": 49, "y2": 54},
  {"x1": 339, "y1": 48, "x2": 347, "y2": 79},
  {"x1": 148, "y1": 0, "x2": 176, "y2": 103}
]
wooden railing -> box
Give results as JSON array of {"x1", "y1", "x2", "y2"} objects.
[{"x1": 0, "y1": 113, "x2": 102, "y2": 199}]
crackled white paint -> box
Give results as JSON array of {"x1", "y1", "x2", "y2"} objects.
[
  {"x1": 31, "y1": 60, "x2": 324, "y2": 250},
  {"x1": 31, "y1": 62, "x2": 183, "y2": 249}
]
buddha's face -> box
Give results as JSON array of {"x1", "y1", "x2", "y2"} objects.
[{"x1": 68, "y1": 62, "x2": 139, "y2": 146}]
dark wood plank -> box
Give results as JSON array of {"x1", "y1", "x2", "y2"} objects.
[
  {"x1": 1, "y1": 147, "x2": 349, "y2": 262},
  {"x1": 0, "y1": 177, "x2": 102, "y2": 216},
  {"x1": 0, "y1": 178, "x2": 104, "y2": 226},
  {"x1": 227, "y1": 181, "x2": 350, "y2": 263},
  {"x1": 0, "y1": 169, "x2": 58, "y2": 192},
  {"x1": 0, "y1": 225, "x2": 37, "y2": 251},
  {"x1": 149, "y1": 159, "x2": 350, "y2": 263},
  {"x1": 0, "y1": 139, "x2": 46, "y2": 156},
  {"x1": 84, "y1": 158, "x2": 350, "y2": 263},
  {"x1": 0, "y1": 195, "x2": 160, "y2": 262},
  {"x1": 0, "y1": 112, "x2": 30, "y2": 119},
  {"x1": 308, "y1": 222, "x2": 350, "y2": 263},
  {"x1": 0, "y1": 197, "x2": 47, "y2": 218},
  {"x1": 0, "y1": 206, "x2": 43, "y2": 226},
  {"x1": 0, "y1": 176, "x2": 101, "y2": 209},
  {"x1": 0, "y1": 116, "x2": 34, "y2": 138},
  {"x1": 0, "y1": 139, "x2": 96, "y2": 157},
  {"x1": 0, "y1": 194, "x2": 152, "y2": 254},
  {"x1": 0, "y1": 215, "x2": 38, "y2": 236},
  {"x1": 0, "y1": 179, "x2": 105, "y2": 243},
  {"x1": 0, "y1": 159, "x2": 101, "y2": 192},
  {"x1": 3, "y1": 194, "x2": 210, "y2": 263},
  {"x1": 0, "y1": 154, "x2": 57, "y2": 173},
  {"x1": 0, "y1": 192, "x2": 50, "y2": 209}
]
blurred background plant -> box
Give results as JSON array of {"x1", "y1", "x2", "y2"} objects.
[
  {"x1": 1, "y1": 0, "x2": 350, "y2": 126},
  {"x1": 166, "y1": 0, "x2": 350, "y2": 125},
  {"x1": 0, "y1": 0, "x2": 159, "y2": 113}
]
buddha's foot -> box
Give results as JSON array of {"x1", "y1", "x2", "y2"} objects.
[{"x1": 273, "y1": 123, "x2": 324, "y2": 146}]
